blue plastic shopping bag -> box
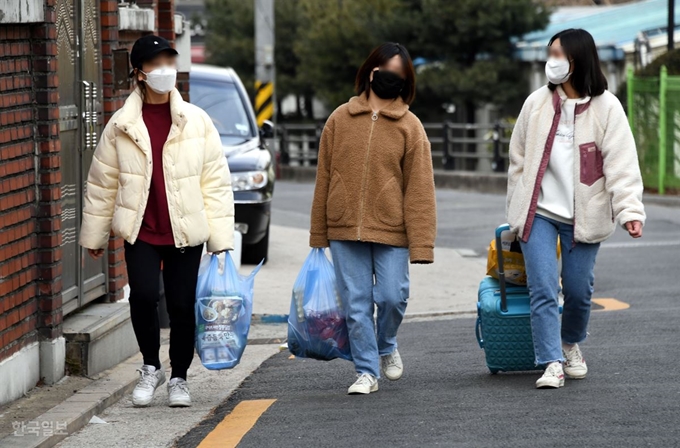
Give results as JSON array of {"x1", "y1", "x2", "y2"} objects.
[
  {"x1": 287, "y1": 248, "x2": 352, "y2": 361},
  {"x1": 195, "y1": 252, "x2": 262, "y2": 370}
]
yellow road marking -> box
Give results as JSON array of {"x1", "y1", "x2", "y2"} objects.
[
  {"x1": 592, "y1": 298, "x2": 630, "y2": 312},
  {"x1": 197, "y1": 399, "x2": 276, "y2": 448}
]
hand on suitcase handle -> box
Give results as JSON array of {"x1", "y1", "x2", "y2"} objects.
[{"x1": 495, "y1": 224, "x2": 512, "y2": 313}]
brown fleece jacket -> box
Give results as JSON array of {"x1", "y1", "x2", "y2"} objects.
[{"x1": 310, "y1": 94, "x2": 437, "y2": 264}]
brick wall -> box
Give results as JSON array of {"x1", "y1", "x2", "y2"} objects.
[
  {"x1": 0, "y1": 25, "x2": 40, "y2": 361},
  {"x1": 0, "y1": 0, "x2": 63, "y2": 363},
  {"x1": 33, "y1": 2, "x2": 63, "y2": 341},
  {"x1": 1, "y1": 0, "x2": 185, "y2": 364}
]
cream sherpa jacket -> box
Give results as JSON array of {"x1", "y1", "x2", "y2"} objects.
[
  {"x1": 507, "y1": 86, "x2": 646, "y2": 244},
  {"x1": 79, "y1": 88, "x2": 234, "y2": 252}
]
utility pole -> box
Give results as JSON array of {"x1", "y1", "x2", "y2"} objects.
[
  {"x1": 669, "y1": 0, "x2": 675, "y2": 51},
  {"x1": 255, "y1": 0, "x2": 275, "y2": 128}
]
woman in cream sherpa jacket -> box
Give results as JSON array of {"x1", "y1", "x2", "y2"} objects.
[
  {"x1": 310, "y1": 43, "x2": 436, "y2": 395},
  {"x1": 506, "y1": 29, "x2": 645, "y2": 390}
]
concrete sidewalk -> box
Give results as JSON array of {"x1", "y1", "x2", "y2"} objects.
[{"x1": 252, "y1": 224, "x2": 485, "y2": 320}]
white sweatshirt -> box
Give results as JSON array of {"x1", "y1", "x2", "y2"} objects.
[{"x1": 537, "y1": 96, "x2": 591, "y2": 224}]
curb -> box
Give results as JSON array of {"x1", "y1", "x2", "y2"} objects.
[
  {"x1": 403, "y1": 310, "x2": 478, "y2": 320},
  {"x1": 642, "y1": 193, "x2": 680, "y2": 207},
  {"x1": 1, "y1": 337, "x2": 172, "y2": 448},
  {"x1": 251, "y1": 314, "x2": 289, "y2": 324},
  {"x1": 250, "y1": 310, "x2": 477, "y2": 324}
]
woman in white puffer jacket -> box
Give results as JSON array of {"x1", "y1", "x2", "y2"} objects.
[{"x1": 79, "y1": 35, "x2": 234, "y2": 408}]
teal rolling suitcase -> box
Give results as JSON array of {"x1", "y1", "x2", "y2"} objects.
[{"x1": 475, "y1": 224, "x2": 560, "y2": 374}]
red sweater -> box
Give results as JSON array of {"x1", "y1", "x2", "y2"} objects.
[{"x1": 137, "y1": 102, "x2": 174, "y2": 246}]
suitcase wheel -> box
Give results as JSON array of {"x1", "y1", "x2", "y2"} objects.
[{"x1": 489, "y1": 369, "x2": 500, "y2": 375}]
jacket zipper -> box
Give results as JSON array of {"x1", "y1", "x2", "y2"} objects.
[
  {"x1": 162, "y1": 125, "x2": 184, "y2": 247},
  {"x1": 522, "y1": 105, "x2": 561, "y2": 242},
  {"x1": 357, "y1": 112, "x2": 378, "y2": 241}
]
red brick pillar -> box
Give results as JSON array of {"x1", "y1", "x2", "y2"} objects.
[
  {"x1": 162, "y1": 0, "x2": 189, "y2": 102},
  {"x1": 32, "y1": 1, "x2": 64, "y2": 338},
  {"x1": 177, "y1": 72, "x2": 190, "y2": 102},
  {"x1": 100, "y1": 0, "x2": 128, "y2": 302},
  {"x1": 158, "y1": 0, "x2": 176, "y2": 43}
]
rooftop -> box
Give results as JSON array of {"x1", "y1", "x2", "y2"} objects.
[{"x1": 515, "y1": 0, "x2": 680, "y2": 61}]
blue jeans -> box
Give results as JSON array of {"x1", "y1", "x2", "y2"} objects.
[
  {"x1": 520, "y1": 215, "x2": 600, "y2": 366},
  {"x1": 329, "y1": 241, "x2": 409, "y2": 378}
]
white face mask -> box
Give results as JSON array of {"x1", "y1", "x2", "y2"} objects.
[
  {"x1": 141, "y1": 66, "x2": 177, "y2": 94},
  {"x1": 545, "y1": 57, "x2": 572, "y2": 85}
]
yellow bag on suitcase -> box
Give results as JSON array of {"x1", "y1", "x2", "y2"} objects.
[{"x1": 486, "y1": 230, "x2": 561, "y2": 286}]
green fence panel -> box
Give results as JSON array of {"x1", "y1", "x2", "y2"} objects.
[
  {"x1": 663, "y1": 73, "x2": 680, "y2": 192},
  {"x1": 628, "y1": 65, "x2": 680, "y2": 194}
]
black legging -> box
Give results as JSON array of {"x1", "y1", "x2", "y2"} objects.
[{"x1": 124, "y1": 240, "x2": 203, "y2": 380}]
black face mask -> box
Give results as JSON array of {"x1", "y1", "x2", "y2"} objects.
[{"x1": 371, "y1": 70, "x2": 405, "y2": 100}]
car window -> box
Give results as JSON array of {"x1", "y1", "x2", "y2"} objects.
[{"x1": 190, "y1": 78, "x2": 256, "y2": 141}]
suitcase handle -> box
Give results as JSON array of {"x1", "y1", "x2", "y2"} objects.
[
  {"x1": 475, "y1": 317, "x2": 484, "y2": 348},
  {"x1": 495, "y1": 224, "x2": 512, "y2": 313}
]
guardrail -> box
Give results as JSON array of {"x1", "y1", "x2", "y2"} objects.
[{"x1": 276, "y1": 121, "x2": 514, "y2": 172}]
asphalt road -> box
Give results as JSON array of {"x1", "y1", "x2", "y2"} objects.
[{"x1": 174, "y1": 181, "x2": 680, "y2": 448}]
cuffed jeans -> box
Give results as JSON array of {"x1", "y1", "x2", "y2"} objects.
[
  {"x1": 520, "y1": 215, "x2": 600, "y2": 366},
  {"x1": 329, "y1": 241, "x2": 409, "y2": 378}
]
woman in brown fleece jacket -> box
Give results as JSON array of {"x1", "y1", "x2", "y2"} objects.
[{"x1": 310, "y1": 43, "x2": 437, "y2": 395}]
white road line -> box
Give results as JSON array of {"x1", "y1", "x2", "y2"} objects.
[{"x1": 600, "y1": 241, "x2": 680, "y2": 249}]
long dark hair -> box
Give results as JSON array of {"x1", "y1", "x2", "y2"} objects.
[
  {"x1": 355, "y1": 43, "x2": 417, "y2": 105},
  {"x1": 133, "y1": 69, "x2": 148, "y2": 102},
  {"x1": 548, "y1": 29, "x2": 608, "y2": 97}
]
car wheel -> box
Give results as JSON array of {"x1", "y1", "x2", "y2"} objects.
[{"x1": 242, "y1": 225, "x2": 269, "y2": 265}]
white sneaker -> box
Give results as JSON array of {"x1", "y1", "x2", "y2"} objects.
[
  {"x1": 381, "y1": 349, "x2": 404, "y2": 381},
  {"x1": 347, "y1": 374, "x2": 379, "y2": 395},
  {"x1": 535, "y1": 362, "x2": 565, "y2": 389},
  {"x1": 167, "y1": 377, "x2": 192, "y2": 407},
  {"x1": 563, "y1": 344, "x2": 588, "y2": 379},
  {"x1": 132, "y1": 365, "x2": 166, "y2": 407}
]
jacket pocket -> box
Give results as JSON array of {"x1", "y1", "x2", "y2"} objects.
[
  {"x1": 326, "y1": 171, "x2": 348, "y2": 223},
  {"x1": 579, "y1": 142, "x2": 604, "y2": 186},
  {"x1": 374, "y1": 177, "x2": 404, "y2": 227}
]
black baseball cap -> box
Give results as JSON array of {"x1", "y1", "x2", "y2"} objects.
[{"x1": 129, "y1": 35, "x2": 178, "y2": 77}]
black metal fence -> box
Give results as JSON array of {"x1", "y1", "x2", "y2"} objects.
[{"x1": 276, "y1": 121, "x2": 514, "y2": 172}]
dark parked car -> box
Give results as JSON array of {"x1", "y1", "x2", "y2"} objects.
[{"x1": 190, "y1": 64, "x2": 275, "y2": 264}]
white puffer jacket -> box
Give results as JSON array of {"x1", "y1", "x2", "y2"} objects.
[
  {"x1": 507, "y1": 86, "x2": 646, "y2": 244},
  {"x1": 79, "y1": 88, "x2": 234, "y2": 252}
]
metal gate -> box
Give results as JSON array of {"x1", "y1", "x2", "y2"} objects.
[{"x1": 56, "y1": 0, "x2": 107, "y2": 315}]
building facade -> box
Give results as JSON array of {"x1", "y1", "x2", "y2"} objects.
[{"x1": 0, "y1": 0, "x2": 190, "y2": 406}]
